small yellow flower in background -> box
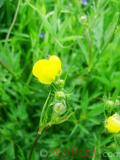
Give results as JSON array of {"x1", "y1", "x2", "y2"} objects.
[
  {"x1": 105, "y1": 113, "x2": 120, "y2": 133},
  {"x1": 32, "y1": 55, "x2": 62, "y2": 84}
]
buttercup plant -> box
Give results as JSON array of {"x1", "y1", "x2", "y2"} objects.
[
  {"x1": 29, "y1": 55, "x2": 72, "y2": 160},
  {"x1": 1, "y1": 1, "x2": 120, "y2": 159}
]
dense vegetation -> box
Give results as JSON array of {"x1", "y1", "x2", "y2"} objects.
[{"x1": 0, "y1": 0, "x2": 120, "y2": 160}]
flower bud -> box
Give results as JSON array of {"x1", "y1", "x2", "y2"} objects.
[
  {"x1": 53, "y1": 102, "x2": 66, "y2": 115},
  {"x1": 55, "y1": 91, "x2": 66, "y2": 100},
  {"x1": 55, "y1": 79, "x2": 65, "y2": 88},
  {"x1": 104, "y1": 99, "x2": 120, "y2": 107},
  {"x1": 105, "y1": 100, "x2": 115, "y2": 106},
  {"x1": 80, "y1": 15, "x2": 87, "y2": 24}
]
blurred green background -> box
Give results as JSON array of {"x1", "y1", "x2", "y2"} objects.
[{"x1": 0, "y1": 0, "x2": 120, "y2": 159}]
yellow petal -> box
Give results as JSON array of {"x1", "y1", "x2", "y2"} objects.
[
  {"x1": 32, "y1": 59, "x2": 55, "y2": 84},
  {"x1": 49, "y1": 55, "x2": 62, "y2": 76}
]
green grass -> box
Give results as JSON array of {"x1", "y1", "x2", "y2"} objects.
[{"x1": 0, "y1": 0, "x2": 120, "y2": 160}]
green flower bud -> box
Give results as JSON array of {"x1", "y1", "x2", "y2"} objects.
[
  {"x1": 105, "y1": 100, "x2": 114, "y2": 106},
  {"x1": 55, "y1": 91, "x2": 66, "y2": 100},
  {"x1": 104, "y1": 99, "x2": 120, "y2": 107},
  {"x1": 55, "y1": 79, "x2": 65, "y2": 88},
  {"x1": 53, "y1": 102, "x2": 66, "y2": 115},
  {"x1": 80, "y1": 15, "x2": 87, "y2": 24}
]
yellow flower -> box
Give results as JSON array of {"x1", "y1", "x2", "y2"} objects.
[
  {"x1": 32, "y1": 55, "x2": 62, "y2": 84},
  {"x1": 105, "y1": 113, "x2": 120, "y2": 133}
]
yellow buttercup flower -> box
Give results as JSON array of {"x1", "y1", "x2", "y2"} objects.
[
  {"x1": 105, "y1": 113, "x2": 120, "y2": 133},
  {"x1": 32, "y1": 55, "x2": 62, "y2": 84}
]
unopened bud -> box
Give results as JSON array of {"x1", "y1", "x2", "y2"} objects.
[
  {"x1": 55, "y1": 79, "x2": 65, "y2": 88},
  {"x1": 80, "y1": 15, "x2": 87, "y2": 24},
  {"x1": 53, "y1": 102, "x2": 66, "y2": 115},
  {"x1": 55, "y1": 91, "x2": 66, "y2": 100},
  {"x1": 105, "y1": 100, "x2": 114, "y2": 106},
  {"x1": 104, "y1": 99, "x2": 120, "y2": 107}
]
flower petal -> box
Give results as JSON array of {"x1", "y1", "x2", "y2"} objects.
[
  {"x1": 49, "y1": 55, "x2": 62, "y2": 76},
  {"x1": 32, "y1": 55, "x2": 62, "y2": 85}
]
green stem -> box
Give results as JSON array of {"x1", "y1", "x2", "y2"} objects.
[
  {"x1": 39, "y1": 91, "x2": 51, "y2": 129},
  {"x1": 85, "y1": 28, "x2": 93, "y2": 72},
  {"x1": 28, "y1": 133, "x2": 41, "y2": 160},
  {"x1": 5, "y1": 0, "x2": 21, "y2": 43}
]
